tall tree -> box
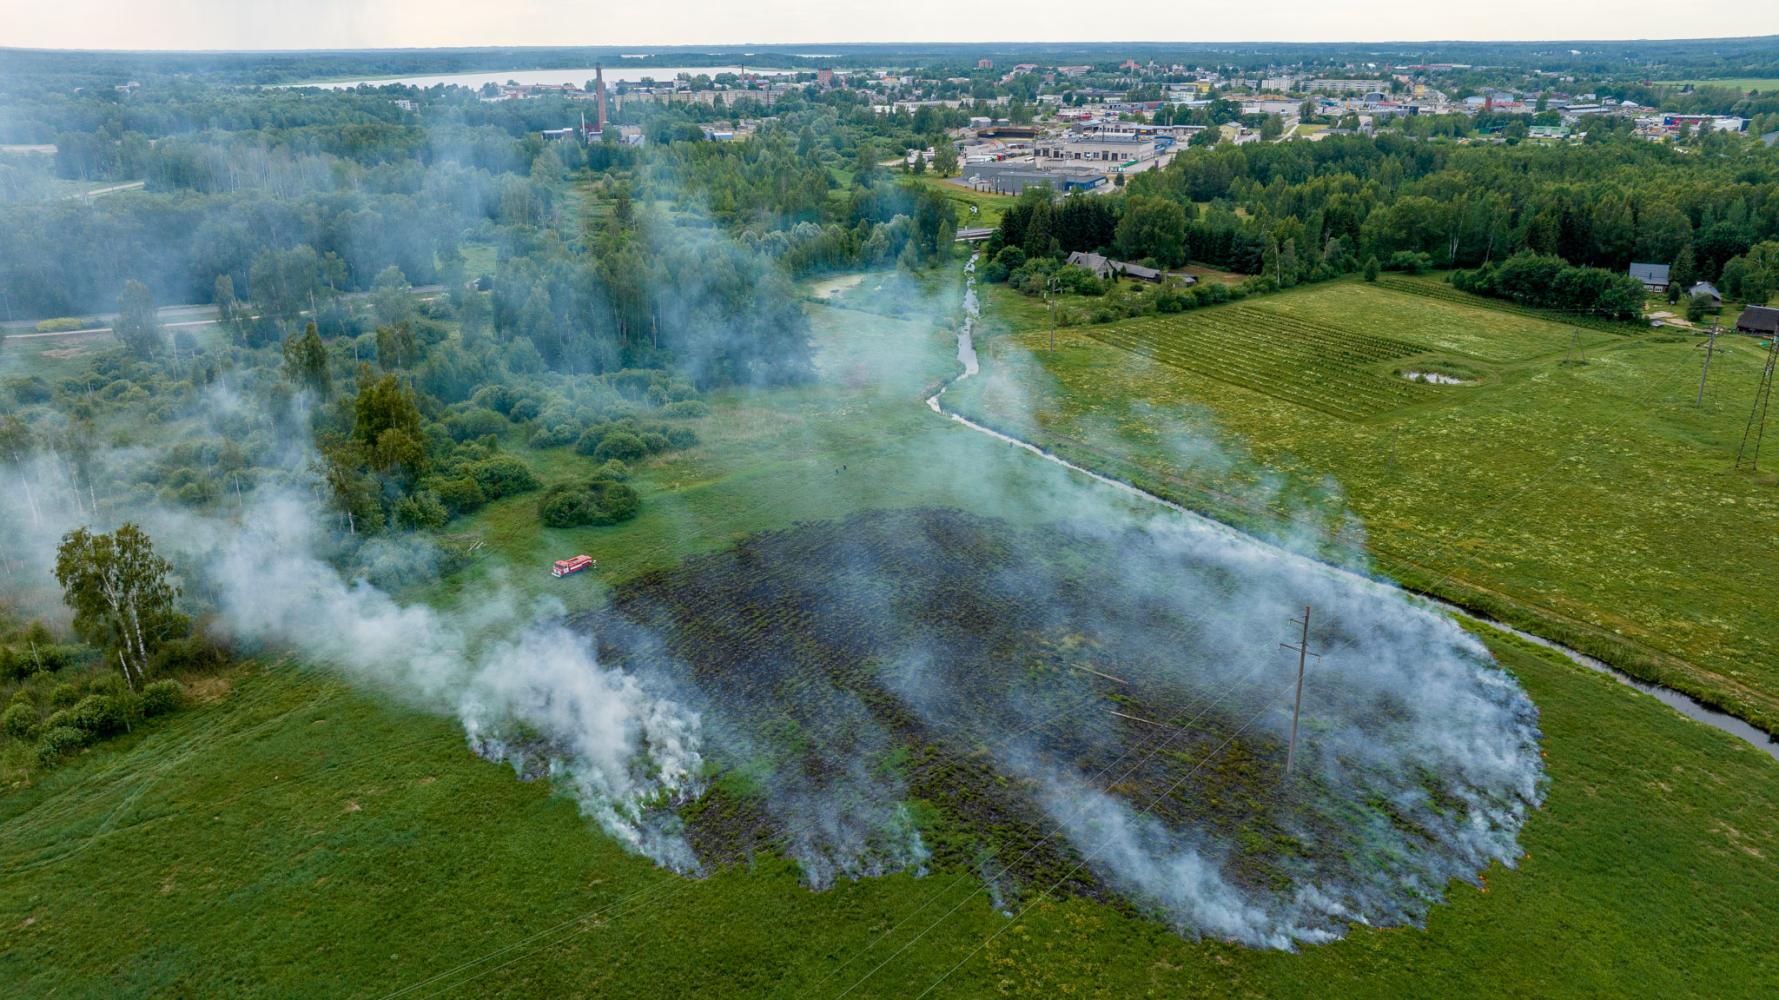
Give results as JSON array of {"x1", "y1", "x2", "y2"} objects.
[
  {"x1": 931, "y1": 143, "x2": 959, "y2": 177},
  {"x1": 54, "y1": 524, "x2": 181, "y2": 690},
  {"x1": 282, "y1": 322, "x2": 332, "y2": 397},
  {"x1": 370, "y1": 266, "x2": 414, "y2": 328},
  {"x1": 114, "y1": 280, "x2": 161, "y2": 359},
  {"x1": 1115, "y1": 196, "x2": 1188, "y2": 265}
]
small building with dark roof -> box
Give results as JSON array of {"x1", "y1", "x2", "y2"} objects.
[
  {"x1": 1736, "y1": 305, "x2": 1779, "y2": 336},
  {"x1": 1062, "y1": 251, "x2": 1189, "y2": 284},
  {"x1": 1629, "y1": 262, "x2": 1671, "y2": 291},
  {"x1": 1688, "y1": 282, "x2": 1722, "y2": 308}
]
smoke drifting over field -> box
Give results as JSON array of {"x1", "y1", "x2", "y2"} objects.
[
  {"x1": 0, "y1": 240, "x2": 1544, "y2": 951},
  {"x1": 0, "y1": 382, "x2": 710, "y2": 869}
]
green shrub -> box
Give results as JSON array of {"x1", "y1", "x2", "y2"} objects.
[
  {"x1": 1, "y1": 702, "x2": 36, "y2": 739},
  {"x1": 663, "y1": 400, "x2": 709, "y2": 419},
  {"x1": 445, "y1": 407, "x2": 510, "y2": 442},
  {"x1": 149, "y1": 634, "x2": 227, "y2": 675},
  {"x1": 665, "y1": 427, "x2": 698, "y2": 450},
  {"x1": 466, "y1": 454, "x2": 539, "y2": 499},
  {"x1": 537, "y1": 477, "x2": 641, "y2": 528},
  {"x1": 640, "y1": 432, "x2": 670, "y2": 455},
  {"x1": 141, "y1": 680, "x2": 184, "y2": 718},
  {"x1": 593, "y1": 431, "x2": 647, "y2": 463},
  {"x1": 35, "y1": 725, "x2": 90, "y2": 763},
  {"x1": 430, "y1": 475, "x2": 487, "y2": 514},
  {"x1": 6, "y1": 375, "x2": 53, "y2": 404},
  {"x1": 49, "y1": 682, "x2": 82, "y2": 708},
  {"x1": 530, "y1": 423, "x2": 580, "y2": 448},
  {"x1": 573, "y1": 424, "x2": 611, "y2": 456},
  {"x1": 68, "y1": 694, "x2": 128, "y2": 737},
  {"x1": 394, "y1": 491, "x2": 451, "y2": 529},
  {"x1": 470, "y1": 384, "x2": 513, "y2": 414}
]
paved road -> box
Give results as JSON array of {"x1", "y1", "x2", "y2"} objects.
[
  {"x1": 2, "y1": 285, "x2": 448, "y2": 342},
  {"x1": 66, "y1": 180, "x2": 146, "y2": 200}
]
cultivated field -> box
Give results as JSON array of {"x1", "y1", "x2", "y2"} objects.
[{"x1": 1085, "y1": 306, "x2": 1436, "y2": 420}]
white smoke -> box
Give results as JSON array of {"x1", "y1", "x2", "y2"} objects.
[
  {"x1": 0, "y1": 389, "x2": 707, "y2": 871},
  {"x1": 203, "y1": 490, "x2": 707, "y2": 869}
]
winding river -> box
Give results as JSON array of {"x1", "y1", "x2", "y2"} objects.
[{"x1": 927, "y1": 254, "x2": 1779, "y2": 763}]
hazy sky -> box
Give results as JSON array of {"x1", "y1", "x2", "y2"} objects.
[{"x1": 2, "y1": 0, "x2": 1774, "y2": 50}]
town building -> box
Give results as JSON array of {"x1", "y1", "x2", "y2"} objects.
[
  {"x1": 963, "y1": 163, "x2": 1107, "y2": 195},
  {"x1": 1035, "y1": 130, "x2": 1161, "y2": 164}
]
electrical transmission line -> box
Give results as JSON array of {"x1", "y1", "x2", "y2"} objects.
[{"x1": 1735, "y1": 334, "x2": 1778, "y2": 473}]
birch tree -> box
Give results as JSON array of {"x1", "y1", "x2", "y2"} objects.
[{"x1": 54, "y1": 524, "x2": 180, "y2": 690}]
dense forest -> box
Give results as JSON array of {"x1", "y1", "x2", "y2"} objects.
[{"x1": 969, "y1": 129, "x2": 1779, "y2": 317}]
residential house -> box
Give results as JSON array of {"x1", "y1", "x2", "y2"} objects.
[
  {"x1": 1629, "y1": 262, "x2": 1671, "y2": 291},
  {"x1": 1688, "y1": 282, "x2": 1722, "y2": 308},
  {"x1": 1736, "y1": 305, "x2": 1779, "y2": 336}
]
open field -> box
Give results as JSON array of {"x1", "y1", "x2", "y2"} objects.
[
  {"x1": 957, "y1": 275, "x2": 1779, "y2": 732},
  {"x1": 3, "y1": 627, "x2": 1774, "y2": 996},
  {"x1": 913, "y1": 174, "x2": 1019, "y2": 228},
  {"x1": 5, "y1": 266, "x2": 1779, "y2": 996}
]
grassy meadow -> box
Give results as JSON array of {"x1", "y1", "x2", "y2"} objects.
[
  {"x1": 3, "y1": 627, "x2": 1775, "y2": 996},
  {"x1": 952, "y1": 274, "x2": 1779, "y2": 732},
  {"x1": 4, "y1": 265, "x2": 1779, "y2": 996}
]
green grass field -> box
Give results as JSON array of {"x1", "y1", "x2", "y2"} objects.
[
  {"x1": 5, "y1": 266, "x2": 1779, "y2": 996},
  {"x1": 955, "y1": 275, "x2": 1779, "y2": 732},
  {"x1": 4, "y1": 630, "x2": 1774, "y2": 996},
  {"x1": 907, "y1": 174, "x2": 1019, "y2": 228}
]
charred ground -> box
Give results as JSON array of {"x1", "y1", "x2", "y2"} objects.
[{"x1": 572, "y1": 507, "x2": 1526, "y2": 934}]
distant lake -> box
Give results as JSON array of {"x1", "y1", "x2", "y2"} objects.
[{"x1": 293, "y1": 66, "x2": 791, "y2": 90}]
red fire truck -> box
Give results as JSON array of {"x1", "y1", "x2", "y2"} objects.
[{"x1": 552, "y1": 555, "x2": 595, "y2": 578}]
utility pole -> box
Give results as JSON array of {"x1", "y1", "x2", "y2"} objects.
[
  {"x1": 1045, "y1": 274, "x2": 1060, "y2": 351},
  {"x1": 1735, "y1": 334, "x2": 1778, "y2": 472},
  {"x1": 1280, "y1": 605, "x2": 1319, "y2": 778},
  {"x1": 1696, "y1": 320, "x2": 1719, "y2": 408}
]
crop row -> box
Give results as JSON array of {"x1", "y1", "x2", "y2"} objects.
[
  {"x1": 1088, "y1": 306, "x2": 1433, "y2": 420},
  {"x1": 1091, "y1": 321, "x2": 1418, "y2": 410}
]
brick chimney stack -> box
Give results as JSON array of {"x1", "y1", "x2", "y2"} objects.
[{"x1": 596, "y1": 63, "x2": 607, "y2": 133}]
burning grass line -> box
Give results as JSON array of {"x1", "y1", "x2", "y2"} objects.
[
  {"x1": 906, "y1": 679, "x2": 1301, "y2": 1000},
  {"x1": 822, "y1": 659, "x2": 1284, "y2": 1000},
  {"x1": 1068, "y1": 663, "x2": 1128, "y2": 685},
  {"x1": 391, "y1": 678, "x2": 1131, "y2": 998}
]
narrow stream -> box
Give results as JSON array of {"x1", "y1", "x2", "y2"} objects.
[{"x1": 925, "y1": 254, "x2": 1779, "y2": 762}]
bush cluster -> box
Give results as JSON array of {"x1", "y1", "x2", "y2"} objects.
[
  {"x1": 1452, "y1": 252, "x2": 1647, "y2": 319},
  {"x1": 537, "y1": 471, "x2": 641, "y2": 528}
]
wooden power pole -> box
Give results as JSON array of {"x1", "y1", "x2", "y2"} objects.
[
  {"x1": 1696, "y1": 321, "x2": 1719, "y2": 408},
  {"x1": 1280, "y1": 605, "x2": 1319, "y2": 777}
]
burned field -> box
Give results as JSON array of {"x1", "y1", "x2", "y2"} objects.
[{"x1": 574, "y1": 508, "x2": 1544, "y2": 946}]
